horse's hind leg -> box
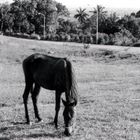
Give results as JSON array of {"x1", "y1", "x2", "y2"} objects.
[
  {"x1": 23, "y1": 82, "x2": 33, "y2": 124},
  {"x1": 31, "y1": 83, "x2": 41, "y2": 122}
]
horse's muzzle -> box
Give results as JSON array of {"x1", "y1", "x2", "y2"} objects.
[
  {"x1": 64, "y1": 126, "x2": 73, "y2": 136},
  {"x1": 64, "y1": 121, "x2": 76, "y2": 136}
]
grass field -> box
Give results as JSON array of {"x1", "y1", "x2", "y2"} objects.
[{"x1": 1, "y1": 35, "x2": 140, "y2": 139}]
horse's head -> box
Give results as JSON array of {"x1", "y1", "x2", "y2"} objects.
[{"x1": 62, "y1": 99, "x2": 77, "y2": 136}]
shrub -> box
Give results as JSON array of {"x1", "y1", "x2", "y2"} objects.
[
  {"x1": 45, "y1": 34, "x2": 51, "y2": 40},
  {"x1": 108, "y1": 34, "x2": 115, "y2": 45},
  {"x1": 59, "y1": 33, "x2": 66, "y2": 41},
  {"x1": 70, "y1": 34, "x2": 75, "y2": 42},
  {"x1": 54, "y1": 34, "x2": 60, "y2": 41},
  {"x1": 70, "y1": 34, "x2": 79, "y2": 42},
  {"x1": 65, "y1": 34, "x2": 71, "y2": 42},
  {"x1": 30, "y1": 33, "x2": 41, "y2": 40},
  {"x1": 133, "y1": 42, "x2": 140, "y2": 47},
  {"x1": 113, "y1": 29, "x2": 137, "y2": 46},
  {"x1": 4, "y1": 30, "x2": 11, "y2": 36},
  {"x1": 83, "y1": 35, "x2": 88, "y2": 43},
  {"x1": 91, "y1": 34, "x2": 96, "y2": 44},
  {"x1": 50, "y1": 34, "x2": 55, "y2": 41},
  {"x1": 98, "y1": 33, "x2": 109, "y2": 45},
  {"x1": 22, "y1": 33, "x2": 30, "y2": 39},
  {"x1": 0, "y1": 31, "x2": 3, "y2": 35},
  {"x1": 85, "y1": 35, "x2": 93, "y2": 44},
  {"x1": 74, "y1": 35, "x2": 79, "y2": 42},
  {"x1": 79, "y1": 34, "x2": 85, "y2": 43},
  {"x1": 14, "y1": 33, "x2": 23, "y2": 38}
]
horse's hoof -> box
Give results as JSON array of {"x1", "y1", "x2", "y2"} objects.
[
  {"x1": 35, "y1": 119, "x2": 43, "y2": 123},
  {"x1": 26, "y1": 121, "x2": 32, "y2": 125},
  {"x1": 54, "y1": 121, "x2": 58, "y2": 129},
  {"x1": 26, "y1": 121, "x2": 30, "y2": 124},
  {"x1": 55, "y1": 125, "x2": 58, "y2": 129},
  {"x1": 64, "y1": 130, "x2": 71, "y2": 137}
]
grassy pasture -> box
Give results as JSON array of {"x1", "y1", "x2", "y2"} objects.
[{"x1": 1, "y1": 35, "x2": 140, "y2": 139}]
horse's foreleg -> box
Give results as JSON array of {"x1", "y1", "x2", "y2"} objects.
[
  {"x1": 31, "y1": 83, "x2": 41, "y2": 122},
  {"x1": 23, "y1": 84, "x2": 32, "y2": 124},
  {"x1": 54, "y1": 91, "x2": 61, "y2": 128}
]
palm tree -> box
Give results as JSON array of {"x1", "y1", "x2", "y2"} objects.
[
  {"x1": 90, "y1": 5, "x2": 107, "y2": 43},
  {"x1": 90, "y1": 5, "x2": 107, "y2": 20},
  {"x1": 74, "y1": 8, "x2": 89, "y2": 24},
  {"x1": 109, "y1": 12, "x2": 119, "y2": 23}
]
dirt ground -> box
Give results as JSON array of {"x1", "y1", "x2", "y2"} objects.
[{"x1": 1, "y1": 35, "x2": 140, "y2": 139}]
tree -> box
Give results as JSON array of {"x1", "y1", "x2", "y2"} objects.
[
  {"x1": 90, "y1": 5, "x2": 107, "y2": 21},
  {"x1": 130, "y1": 12, "x2": 135, "y2": 17},
  {"x1": 0, "y1": 3, "x2": 11, "y2": 32},
  {"x1": 56, "y1": 2, "x2": 69, "y2": 17},
  {"x1": 10, "y1": 0, "x2": 27, "y2": 32},
  {"x1": 118, "y1": 15, "x2": 140, "y2": 38},
  {"x1": 89, "y1": 5, "x2": 107, "y2": 34},
  {"x1": 136, "y1": 10, "x2": 140, "y2": 18},
  {"x1": 57, "y1": 18, "x2": 78, "y2": 34},
  {"x1": 74, "y1": 8, "x2": 89, "y2": 24},
  {"x1": 101, "y1": 13, "x2": 120, "y2": 34}
]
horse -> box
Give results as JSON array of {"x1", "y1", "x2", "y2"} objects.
[{"x1": 22, "y1": 53, "x2": 78, "y2": 136}]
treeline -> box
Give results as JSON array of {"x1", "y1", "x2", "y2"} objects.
[
  {"x1": 0, "y1": 0, "x2": 69, "y2": 34},
  {"x1": 0, "y1": 0, "x2": 140, "y2": 46}
]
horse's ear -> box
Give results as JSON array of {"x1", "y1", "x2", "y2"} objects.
[{"x1": 62, "y1": 99, "x2": 67, "y2": 106}]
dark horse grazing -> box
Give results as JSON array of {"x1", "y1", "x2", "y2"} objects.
[{"x1": 22, "y1": 53, "x2": 78, "y2": 136}]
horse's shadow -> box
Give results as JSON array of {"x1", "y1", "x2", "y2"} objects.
[
  {"x1": 0, "y1": 121, "x2": 64, "y2": 139},
  {"x1": 21, "y1": 131, "x2": 64, "y2": 139},
  {"x1": 11, "y1": 120, "x2": 55, "y2": 126},
  {"x1": 0, "y1": 137, "x2": 10, "y2": 140}
]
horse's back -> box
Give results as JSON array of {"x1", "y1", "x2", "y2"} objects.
[
  {"x1": 23, "y1": 53, "x2": 63, "y2": 69},
  {"x1": 23, "y1": 53, "x2": 66, "y2": 90}
]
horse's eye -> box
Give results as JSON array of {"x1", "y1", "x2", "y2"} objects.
[
  {"x1": 68, "y1": 110, "x2": 74, "y2": 118},
  {"x1": 68, "y1": 113, "x2": 72, "y2": 119}
]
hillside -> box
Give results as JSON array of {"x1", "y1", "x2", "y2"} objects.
[{"x1": 1, "y1": 36, "x2": 140, "y2": 139}]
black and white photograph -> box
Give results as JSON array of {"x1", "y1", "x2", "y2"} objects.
[{"x1": 0, "y1": 0, "x2": 140, "y2": 139}]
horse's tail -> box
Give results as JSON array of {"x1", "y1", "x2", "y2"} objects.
[{"x1": 66, "y1": 59, "x2": 78, "y2": 105}]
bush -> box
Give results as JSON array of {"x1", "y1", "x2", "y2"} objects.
[
  {"x1": 70, "y1": 34, "x2": 75, "y2": 42},
  {"x1": 79, "y1": 34, "x2": 85, "y2": 43},
  {"x1": 84, "y1": 35, "x2": 94, "y2": 44},
  {"x1": 108, "y1": 34, "x2": 115, "y2": 45},
  {"x1": 30, "y1": 33, "x2": 41, "y2": 40},
  {"x1": 45, "y1": 34, "x2": 51, "y2": 40},
  {"x1": 54, "y1": 34, "x2": 60, "y2": 41},
  {"x1": 132, "y1": 40, "x2": 140, "y2": 47},
  {"x1": 14, "y1": 33, "x2": 23, "y2": 38},
  {"x1": 59, "y1": 33, "x2": 66, "y2": 41},
  {"x1": 0, "y1": 31, "x2": 3, "y2": 35},
  {"x1": 65, "y1": 34, "x2": 71, "y2": 41},
  {"x1": 4, "y1": 31, "x2": 31, "y2": 39},
  {"x1": 4, "y1": 30, "x2": 11, "y2": 36},
  {"x1": 91, "y1": 34, "x2": 96, "y2": 44},
  {"x1": 74, "y1": 35, "x2": 80, "y2": 42},
  {"x1": 22, "y1": 33, "x2": 30, "y2": 39},
  {"x1": 97, "y1": 33, "x2": 109, "y2": 45},
  {"x1": 70, "y1": 34, "x2": 79, "y2": 42},
  {"x1": 113, "y1": 29, "x2": 137, "y2": 46},
  {"x1": 50, "y1": 34, "x2": 55, "y2": 41}
]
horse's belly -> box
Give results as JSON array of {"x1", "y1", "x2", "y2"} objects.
[{"x1": 34, "y1": 74, "x2": 55, "y2": 90}]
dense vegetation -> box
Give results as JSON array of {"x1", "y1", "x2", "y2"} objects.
[{"x1": 0, "y1": 0, "x2": 140, "y2": 46}]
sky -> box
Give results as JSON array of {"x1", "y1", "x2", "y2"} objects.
[
  {"x1": 55, "y1": 0, "x2": 140, "y2": 9},
  {"x1": 1, "y1": 0, "x2": 140, "y2": 9}
]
